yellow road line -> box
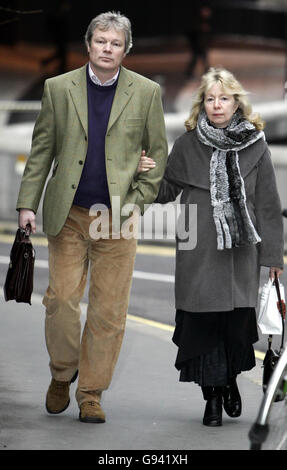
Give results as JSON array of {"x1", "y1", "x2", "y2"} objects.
[
  {"x1": 254, "y1": 350, "x2": 265, "y2": 361},
  {"x1": 0, "y1": 232, "x2": 286, "y2": 265},
  {"x1": 0, "y1": 230, "x2": 282, "y2": 361},
  {"x1": 127, "y1": 313, "x2": 175, "y2": 332},
  {"x1": 0, "y1": 286, "x2": 264, "y2": 361},
  {"x1": 0, "y1": 233, "x2": 176, "y2": 255},
  {"x1": 127, "y1": 311, "x2": 264, "y2": 361},
  {"x1": 0, "y1": 233, "x2": 48, "y2": 246},
  {"x1": 136, "y1": 244, "x2": 175, "y2": 257}
]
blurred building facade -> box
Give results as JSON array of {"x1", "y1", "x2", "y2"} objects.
[{"x1": 1, "y1": 1, "x2": 287, "y2": 47}]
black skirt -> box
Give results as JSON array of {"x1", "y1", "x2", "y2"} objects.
[{"x1": 172, "y1": 308, "x2": 259, "y2": 387}]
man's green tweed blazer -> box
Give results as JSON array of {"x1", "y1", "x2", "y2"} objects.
[{"x1": 16, "y1": 65, "x2": 168, "y2": 235}]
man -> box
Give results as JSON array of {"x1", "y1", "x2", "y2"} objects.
[{"x1": 17, "y1": 11, "x2": 168, "y2": 423}]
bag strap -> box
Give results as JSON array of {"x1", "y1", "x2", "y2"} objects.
[
  {"x1": 267, "y1": 334, "x2": 273, "y2": 351},
  {"x1": 274, "y1": 272, "x2": 285, "y2": 351},
  {"x1": 24, "y1": 224, "x2": 32, "y2": 237}
]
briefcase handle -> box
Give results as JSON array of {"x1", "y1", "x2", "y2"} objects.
[{"x1": 24, "y1": 223, "x2": 32, "y2": 236}]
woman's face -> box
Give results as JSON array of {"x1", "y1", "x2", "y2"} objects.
[{"x1": 204, "y1": 82, "x2": 238, "y2": 128}]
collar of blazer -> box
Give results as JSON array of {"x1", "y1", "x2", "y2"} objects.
[{"x1": 69, "y1": 64, "x2": 134, "y2": 136}]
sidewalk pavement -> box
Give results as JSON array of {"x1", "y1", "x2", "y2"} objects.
[
  {"x1": 0, "y1": 41, "x2": 279, "y2": 453},
  {"x1": 0, "y1": 291, "x2": 263, "y2": 451}
]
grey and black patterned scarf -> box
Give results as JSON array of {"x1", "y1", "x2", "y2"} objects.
[{"x1": 197, "y1": 110, "x2": 264, "y2": 250}]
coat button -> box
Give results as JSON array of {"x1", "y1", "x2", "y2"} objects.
[
  {"x1": 72, "y1": 184, "x2": 76, "y2": 189},
  {"x1": 84, "y1": 136, "x2": 87, "y2": 141},
  {"x1": 79, "y1": 160, "x2": 83, "y2": 165}
]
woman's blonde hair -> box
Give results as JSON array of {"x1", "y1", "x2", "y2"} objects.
[{"x1": 185, "y1": 67, "x2": 265, "y2": 131}]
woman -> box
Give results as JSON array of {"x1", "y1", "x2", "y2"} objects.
[{"x1": 138, "y1": 67, "x2": 284, "y2": 426}]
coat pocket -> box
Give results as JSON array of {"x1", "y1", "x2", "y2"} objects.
[{"x1": 125, "y1": 118, "x2": 144, "y2": 127}]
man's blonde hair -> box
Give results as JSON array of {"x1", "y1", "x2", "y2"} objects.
[{"x1": 85, "y1": 11, "x2": 133, "y2": 54}]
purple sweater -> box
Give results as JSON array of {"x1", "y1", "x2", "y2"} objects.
[{"x1": 73, "y1": 67, "x2": 117, "y2": 209}]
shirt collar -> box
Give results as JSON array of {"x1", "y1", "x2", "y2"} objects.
[{"x1": 88, "y1": 63, "x2": 119, "y2": 86}]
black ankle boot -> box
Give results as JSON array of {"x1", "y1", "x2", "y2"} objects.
[
  {"x1": 202, "y1": 387, "x2": 222, "y2": 427},
  {"x1": 222, "y1": 377, "x2": 242, "y2": 418}
]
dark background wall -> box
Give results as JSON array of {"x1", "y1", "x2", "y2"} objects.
[{"x1": 0, "y1": 1, "x2": 286, "y2": 46}]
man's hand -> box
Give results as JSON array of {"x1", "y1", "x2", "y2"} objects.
[{"x1": 18, "y1": 209, "x2": 36, "y2": 234}]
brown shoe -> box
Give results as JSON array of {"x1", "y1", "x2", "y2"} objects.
[
  {"x1": 46, "y1": 371, "x2": 78, "y2": 414},
  {"x1": 79, "y1": 401, "x2": 106, "y2": 423}
]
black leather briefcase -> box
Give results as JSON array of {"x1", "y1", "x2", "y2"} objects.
[{"x1": 4, "y1": 226, "x2": 35, "y2": 305}]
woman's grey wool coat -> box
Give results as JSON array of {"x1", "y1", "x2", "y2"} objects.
[{"x1": 156, "y1": 129, "x2": 284, "y2": 313}]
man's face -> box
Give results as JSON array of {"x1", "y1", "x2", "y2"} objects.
[{"x1": 87, "y1": 27, "x2": 126, "y2": 77}]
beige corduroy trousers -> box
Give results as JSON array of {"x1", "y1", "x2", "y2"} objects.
[{"x1": 43, "y1": 205, "x2": 138, "y2": 405}]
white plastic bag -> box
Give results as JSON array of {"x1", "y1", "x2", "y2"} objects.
[{"x1": 257, "y1": 278, "x2": 285, "y2": 335}]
